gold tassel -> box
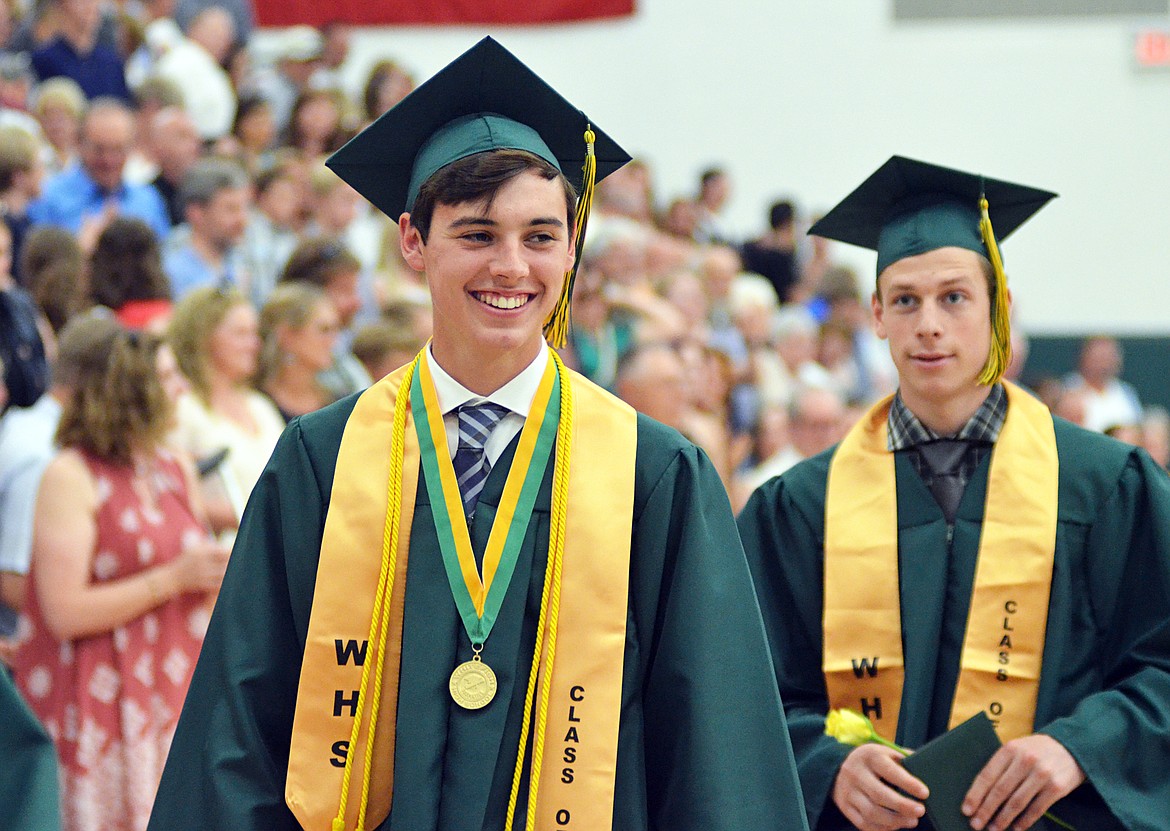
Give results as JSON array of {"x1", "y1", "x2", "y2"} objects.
[
  {"x1": 543, "y1": 126, "x2": 596, "y2": 349},
  {"x1": 977, "y1": 195, "x2": 1012, "y2": 386}
]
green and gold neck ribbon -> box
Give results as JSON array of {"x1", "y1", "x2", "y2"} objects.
[{"x1": 411, "y1": 354, "x2": 560, "y2": 644}]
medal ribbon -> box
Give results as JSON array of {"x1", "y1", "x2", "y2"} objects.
[
  {"x1": 411, "y1": 354, "x2": 560, "y2": 645},
  {"x1": 823, "y1": 382, "x2": 1058, "y2": 742}
]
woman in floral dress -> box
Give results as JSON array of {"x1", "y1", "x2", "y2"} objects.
[{"x1": 13, "y1": 314, "x2": 229, "y2": 831}]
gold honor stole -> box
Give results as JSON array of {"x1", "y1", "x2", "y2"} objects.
[
  {"x1": 286, "y1": 355, "x2": 637, "y2": 831},
  {"x1": 823, "y1": 382, "x2": 1058, "y2": 743}
]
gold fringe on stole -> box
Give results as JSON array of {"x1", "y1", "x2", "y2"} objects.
[{"x1": 823, "y1": 383, "x2": 1058, "y2": 743}]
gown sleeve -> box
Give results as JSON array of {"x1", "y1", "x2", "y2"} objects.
[
  {"x1": 148, "y1": 418, "x2": 335, "y2": 831},
  {"x1": 631, "y1": 423, "x2": 809, "y2": 831},
  {"x1": 737, "y1": 467, "x2": 851, "y2": 831},
  {"x1": 0, "y1": 666, "x2": 61, "y2": 831},
  {"x1": 1038, "y1": 450, "x2": 1170, "y2": 831}
]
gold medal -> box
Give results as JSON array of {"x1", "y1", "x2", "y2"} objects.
[{"x1": 449, "y1": 657, "x2": 497, "y2": 709}]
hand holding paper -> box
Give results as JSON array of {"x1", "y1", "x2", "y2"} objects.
[{"x1": 962, "y1": 734, "x2": 1084, "y2": 831}]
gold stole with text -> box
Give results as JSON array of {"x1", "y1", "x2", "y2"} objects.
[
  {"x1": 285, "y1": 363, "x2": 636, "y2": 830},
  {"x1": 823, "y1": 382, "x2": 1058, "y2": 742}
]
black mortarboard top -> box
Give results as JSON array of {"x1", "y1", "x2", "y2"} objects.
[
  {"x1": 808, "y1": 155, "x2": 1057, "y2": 275},
  {"x1": 325, "y1": 36, "x2": 631, "y2": 218}
]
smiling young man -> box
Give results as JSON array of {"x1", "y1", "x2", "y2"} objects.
[
  {"x1": 737, "y1": 156, "x2": 1170, "y2": 831},
  {"x1": 147, "y1": 38, "x2": 807, "y2": 831}
]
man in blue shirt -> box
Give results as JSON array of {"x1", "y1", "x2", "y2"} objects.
[
  {"x1": 163, "y1": 158, "x2": 252, "y2": 298},
  {"x1": 28, "y1": 99, "x2": 170, "y2": 244}
]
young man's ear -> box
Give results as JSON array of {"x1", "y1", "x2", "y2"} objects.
[
  {"x1": 871, "y1": 290, "x2": 888, "y2": 340},
  {"x1": 399, "y1": 213, "x2": 426, "y2": 273},
  {"x1": 564, "y1": 223, "x2": 577, "y2": 273}
]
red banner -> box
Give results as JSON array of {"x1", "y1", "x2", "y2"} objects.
[{"x1": 255, "y1": 0, "x2": 635, "y2": 27}]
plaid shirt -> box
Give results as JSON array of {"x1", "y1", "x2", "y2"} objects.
[{"x1": 888, "y1": 384, "x2": 1008, "y2": 488}]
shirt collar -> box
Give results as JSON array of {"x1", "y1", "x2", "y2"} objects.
[
  {"x1": 887, "y1": 383, "x2": 1007, "y2": 451},
  {"x1": 425, "y1": 343, "x2": 549, "y2": 418}
]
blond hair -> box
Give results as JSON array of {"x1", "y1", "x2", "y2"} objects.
[{"x1": 167, "y1": 286, "x2": 249, "y2": 402}]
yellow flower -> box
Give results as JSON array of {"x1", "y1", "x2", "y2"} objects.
[{"x1": 824, "y1": 708, "x2": 878, "y2": 746}]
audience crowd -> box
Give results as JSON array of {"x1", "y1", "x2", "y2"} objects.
[{"x1": 0, "y1": 6, "x2": 1166, "y2": 830}]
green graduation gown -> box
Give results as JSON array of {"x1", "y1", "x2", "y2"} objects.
[
  {"x1": 147, "y1": 393, "x2": 809, "y2": 831},
  {"x1": 738, "y1": 415, "x2": 1170, "y2": 831},
  {"x1": 0, "y1": 668, "x2": 60, "y2": 831}
]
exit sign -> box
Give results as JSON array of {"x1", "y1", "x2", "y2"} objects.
[{"x1": 1135, "y1": 29, "x2": 1170, "y2": 68}]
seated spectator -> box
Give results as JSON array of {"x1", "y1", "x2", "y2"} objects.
[
  {"x1": 816, "y1": 264, "x2": 896, "y2": 402},
  {"x1": 771, "y1": 304, "x2": 836, "y2": 404},
  {"x1": 0, "y1": 124, "x2": 47, "y2": 286},
  {"x1": 30, "y1": 76, "x2": 86, "y2": 175},
  {"x1": 734, "y1": 385, "x2": 847, "y2": 507},
  {"x1": 123, "y1": 76, "x2": 186, "y2": 185},
  {"x1": 741, "y1": 199, "x2": 800, "y2": 304},
  {"x1": 153, "y1": 6, "x2": 236, "y2": 141},
  {"x1": 230, "y1": 94, "x2": 277, "y2": 175},
  {"x1": 360, "y1": 57, "x2": 414, "y2": 125},
  {"x1": 30, "y1": 0, "x2": 131, "y2": 102},
  {"x1": 1064, "y1": 334, "x2": 1143, "y2": 433},
  {"x1": 0, "y1": 310, "x2": 104, "y2": 646},
  {"x1": 0, "y1": 52, "x2": 41, "y2": 135},
  {"x1": 163, "y1": 157, "x2": 251, "y2": 297},
  {"x1": 0, "y1": 220, "x2": 51, "y2": 410},
  {"x1": 614, "y1": 341, "x2": 689, "y2": 434},
  {"x1": 350, "y1": 316, "x2": 426, "y2": 383},
  {"x1": 145, "y1": 107, "x2": 202, "y2": 227},
  {"x1": 27, "y1": 98, "x2": 170, "y2": 243},
  {"x1": 308, "y1": 20, "x2": 350, "y2": 92},
  {"x1": 167, "y1": 286, "x2": 284, "y2": 532},
  {"x1": 20, "y1": 225, "x2": 86, "y2": 334},
  {"x1": 252, "y1": 24, "x2": 321, "y2": 135},
  {"x1": 257, "y1": 283, "x2": 340, "y2": 422},
  {"x1": 693, "y1": 166, "x2": 734, "y2": 244},
  {"x1": 237, "y1": 164, "x2": 301, "y2": 306},
  {"x1": 284, "y1": 87, "x2": 348, "y2": 160},
  {"x1": 12, "y1": 314, "x2": 229, "y2": 831},
  {"x1": 89, "y1": 217, "x2": 173, "y2": 331},
  {"x1": 279, "y1": 237, "x2": 371, "y2": 399},
  {"x1": 1141, "y1": 406, "x2": 1170, "y2": 470}
]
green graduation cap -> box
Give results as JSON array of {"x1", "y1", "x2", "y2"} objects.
[
  {"x1": 326, "y1": 36, "x2": 630, "y2": 346},
  {"x1": 326, "y1": 35, "x2": 629, "y2": 218},
  {"x1": 809, "y1": 155, "x2": 1058, "y2": 386},
  {"x1": 809, "y1": 155, "x2": 1057, "y2": 275}
]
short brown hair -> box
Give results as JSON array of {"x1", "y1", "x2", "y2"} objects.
[
  {"x1": 89, "y1": 218, "x2": 170, "y2": 309},
  {"x1": 280, "y1": 237, "x2": 361, "y2": 288},
  {"x1": 56, "y1": 314, "x2": 170, "y2": 463},
  {"x1": 409, "y1": 149, "x2": 576, "y2": 243}
]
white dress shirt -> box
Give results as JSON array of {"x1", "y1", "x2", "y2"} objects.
[{"x1": 425, "y1": 344, "x2": 550, "y2": 468}]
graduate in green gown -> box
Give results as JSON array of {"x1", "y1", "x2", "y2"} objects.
[
  {"x1": 0, "y1": 668, "x2": 61, "y2": 831},
  {"x1": 147, "y1": 38, "x2": 808, "y2": 831},
  {"x1": 737, "y1": 156, "x2": 1170, "y2": 831}
]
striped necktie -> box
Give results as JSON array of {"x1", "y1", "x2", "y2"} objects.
[{"x1": 452, "y1": 401, "x2": 510, "y2": 519}]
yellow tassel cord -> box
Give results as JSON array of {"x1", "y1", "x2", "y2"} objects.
[
  {"x1": 504, "y1": 352, "x2": 573, "y2": 831},
  {"x1": 544, "y1": 127, "x2": 597, "y2": 349},
  {"x1": 332, "y1": 360, "x2": 415, "y2": 831},
  {"x1": 978, "y1": 196, "x2": 1012, "y2": 386}
]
